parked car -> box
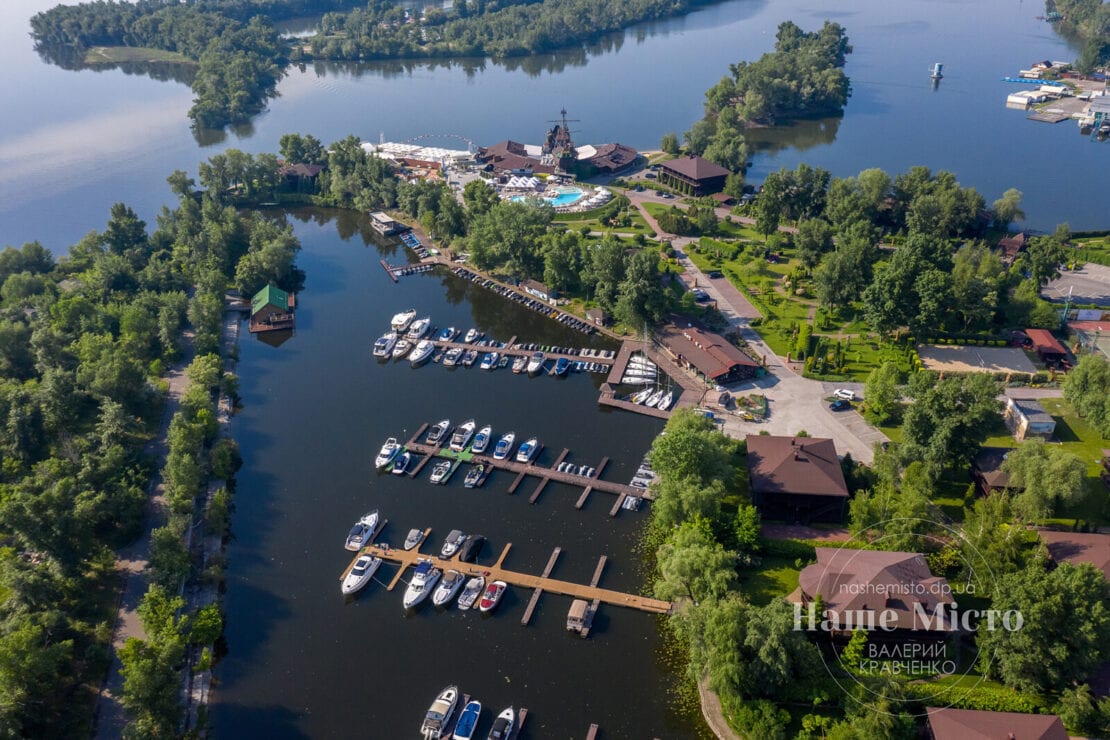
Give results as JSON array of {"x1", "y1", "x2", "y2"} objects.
[
  {"x1": 706, "y1": 270, "x2": 724, "y2": 279},
  {"x1": 693, "y1": 289, "x2": 710, "y2": 302},
  {"x1": 829, "y1": 399, "x2": 851, "y2": 411},
  {"x1": 833, "y1": 389, "x2": 855, "y2": 401}
]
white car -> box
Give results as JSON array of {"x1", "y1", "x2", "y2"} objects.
[{"x1": 833, "y1": 389, "x2": 856, "y2": 401}]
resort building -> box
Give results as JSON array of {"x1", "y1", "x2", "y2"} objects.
[
  {"x1": 369, "y1": 211, "x2": 406, "y2": 236},
  {"x1": 476, "y1": 141, "x2": 556, "y2": 176},
  {"x1": 1039, "y1": 530, "x2": 1110, "y2": 580},
  {"x1": 657, "y1": 154, "x2": 730, "y2": 196},
  {"x1": 249, "y1": 284, "x2": 295, "y2": 334},
  {"x1": 745, "y1": 435, "x2": 849, "y2": 523},
  {"x1": 574, "y1": 142, "x2": 640, "y2": 175},
  {"x1": 1003, "y1": 397, "x2": 1056, "y2": 441},
  {"x1": 657, "y1": 318, "x2": 759, "y2": 384},
  {"x1": 925, "y1": 707, "x2": 1067, "y2": 740}
]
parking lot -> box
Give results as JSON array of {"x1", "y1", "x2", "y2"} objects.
[{"x1": 1043, "y1": 263, "x2": 1110, "y2": 306}]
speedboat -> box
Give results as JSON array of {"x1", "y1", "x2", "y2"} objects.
[
  {"x1": 410, "y1": 339, "x2": 435, "y2": 366},
  {"x1": 645, "y1": 388, "x2": 665, "y2": 408},
  {"x1": 390, "y1": 308, "x2": 417, "y2": 331},
  {"x1": 526, "y1": 351, "x2": 545, "y2": 374},
  {"x1": 449, "y1": 419, "x2": 476, "y2": 452},
  {"x1": 657, "y1": 390, "x2": 675, "y2": 411},
  {"x1": 391, "y1": 451, "x2": 411, "y2": 475},
  {"x1": 375, "y1": 438, "x2": 401, "y2": 468},
  {"x1": 441, "y1": 529, "x2": 467, "y2": 558},
  {"x1": 511, "y1": 355, "x2": 528, "y2": 373},
  {"x1": 486, "y1": 707, "x2": 515, "y2": 740},
  {"x1": 392, "y1": 338, "x2": 412, "y2": 359},
  {"x1": 479, "y1": 352, "x2": 500, "y2": 370},
  {"x1": 515, "y1": 437, "x2": 539, "y2": 463},
  {"x1": 432, "y1": 569, "x2": 464, "y2": 607},
  {"x1": 344, "y1": 510, "x2": 379, "y2": 551},
  {"x1": 478, "y1": 580, "x2": 507, "y2": 613},
  {"x1": 463, "y1": 463, "x2": 485, "y2": 488},
  {"x1": 463, "y1": 328, "x2": 482, "y2": 343},
  {"x1": 372, "y1": 331, "x2": 398, "y2": 358},
  {"x1": 459, "y1": 535, "x2": 485, "y2": 563},
  {"x1": 492, "y1": 432, "x2": 516, "y2": 460},
  {"x1": 403, "y1": 560, "x2": 441, "y2": 609},
  {"x1": 554, "y1": 357, "x2": 570, "y2": 376},
  {"x1": 404, "y1": 528, "x2": 426, "y2": 550},
  {"x1": 430, "y1": 460, "x2": 452, "y2": 484},
  {"x1": 457, "y1": 575, "x2": 485, "y2": 610},
  {"x1": 452, "y1": 699, "x2": 482, "y2": 740},
  {"x1": 471, "y1": 425, "x2": 492, "y2": 454},
  {"x1": 461, "y1": 349, "x2": 479, "y2": 367},
  {"x1": 442, "y1": 346, "x2": 463, "y2": 366},
  {"x1": 340, "y1": 554, "x2": 381, "y2": 595},
  {"x1": 437, "y1": 326, "x2": 459, "y2": 342},
  {"x1": 405, "y1": 316, "x2": 432, "y2": 340},
  {"x1": 420, "y1": 685, "x2": 459, "y2": 739},
  {"x1": 427, "y1": 419, "x2": 451, "y2": 444}
]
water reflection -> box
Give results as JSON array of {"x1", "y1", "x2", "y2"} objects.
[
  {"x1": 745, "y1": 115, "x2": 843, "y2": 155},
  {"x1": 34, "y1": 42, "x2": 196, "y2": 86}
]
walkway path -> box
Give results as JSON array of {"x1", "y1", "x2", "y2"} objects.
[{"x1": 94, "y1": 333, "x2": 195, "y2": 739}]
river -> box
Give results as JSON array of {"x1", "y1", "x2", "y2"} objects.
[{"x1": 0, "y1": 0, "x2": 1104, "y2": 736}]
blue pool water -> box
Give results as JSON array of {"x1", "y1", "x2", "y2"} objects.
[{"x1": 510, "y1": 187, "x2": 586, "y2": 207}]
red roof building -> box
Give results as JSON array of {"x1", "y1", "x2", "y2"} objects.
[
  {"x1": 1039, "y1": 530, "x2": 1110, "y2": 580},
  {"x1": 1024, "y1": 328, "x2": 1067, "y2": 363},
  {"x1": 658, "y1": 154, "x2": 730, "y2": 196},
  {"x1": 925, "y1": 707, "x2": 1067, "y2": 740},
  {"x1": 746, "y1": 435, "x2": 849, "y2": 522},
  {"x1": 657, "y1": 318, "x2": 758, "y2": 384}
]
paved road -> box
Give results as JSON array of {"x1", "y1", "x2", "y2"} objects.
[{"x1": 1043, "y1": 262, "x2": 1110, "y2": 305}]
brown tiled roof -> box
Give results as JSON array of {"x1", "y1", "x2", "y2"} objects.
[
  {"x1": 794, "y1": 548, "x2": 956, "y2": 631},
  {"x1": 1039, "y1": 530, "x2": 1110, "y2": 579},
  {"x1": 280, "y1": 163, "x2": 323, "y2": 177},
  {"x1": 746, "y1": 435, "x2": 848, "y2": 499},
  {"x1": 926, "y1": 707, "x2": 1067, "y2": 739},
  {"x1": 586, "y1": 142, "x2": 638, "y2": 172},
  {"x1": 973, "y1": 447, "x2": 1014, "y2": 490},
  {"x1": 658, "y1": 321, "x2": 757, "y2": 380},
  {"x1": 1025, "y1": 328, "x2": 1067, "y2": 355},
  {"x1": 996, "y1": 232, "x2": 1028, "y2": 262},
  {"x1": 710, "y1": 192, "x2": 736, "y2": 204},
  {"x1": 660, "y1": 154, "x2": 730, "y2": 181}
]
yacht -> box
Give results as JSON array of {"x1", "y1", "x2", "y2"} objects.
[
  {"x1": 403, "y1": 528, "x2": 426, "y2": 550},
  {"x1": 449, "y1": 419, "x2": 476, "y2": 452},
  {"x1": 458, "y1": 535, "x2": 485, "y2": 563},
  {"x1": 340, "y1": 554, "x2": 381, "y2": 595},
  {"x1": 452, "y1": 699, "x2": 482, "y2": 740},
  {"x1": 406, "y1": 316, "x2": 432, "y2": 340},
  {"x1": 511, "y1": 355, "x2": 528, "y2": 373},
  {"x1": 526, "y1": 351, "x2": 545, "y2": 374},
  {"x1": 461, "y1": 349, "x2": 479, "y2": 367},
  {"x1": 657, "y1": 390, "x2": 675, "y2": 411},
  {"x1": 492, "y1": 432, "x2": 516, "y2": 461},
  {"x1": 486, "y1": 707, "x2": 515, "y2": 740},
  {"x1": 442, "y1": 346, "x2": 464, "y2": 366},
  {"x1": 645, "y1": 388, "x2": 665, "y2": 408},
  {"x1": 420, "y1": 685, "x2": 459, "y2": 739},
  {"x1": 463, "y1": 328, "x2": 482, "y2": 343},
  {"x1": 457, "y1": 575, "x2": 485, "y2": 610},
  {"x1": 375, "y1": 438, "x2": 401, "y2": 469},
  {"x1": 391, "y1": 338, "x2": 412, "y2": 359},
  {"x1": 344, "y1": 510, "x2": 379, "y2": 551},
  {"x1": 478, "y1": 580, "x2": 507, "y2": 613},
  {"x1": 390, "y1": 308, "x2": 417, "y2": 331},
  {"x1": 372, "y1": 331, "x2": 398, "y2": 358},
  {"x1": 391, "y1": 451, "x2": 411, "y2": 475},
  {"x1": 554, "y1": 357, "x2": 570, "y2": 376},
  {"x1": 427, "y1": 419, "x2": 451, "y2": 444},
  {"x1": 403, "y1": 560, "x2": 441, "y2": 609},
  {"x1": 432, "y1": 569, "x2": 464, "y2": 607},
  {"x1": 429, "y1": 460, "x2": 453, "y2": 484},
  {"x1": 437, "y1": 326, "x2": 459, "y2": 342},
  {"x1": 515, "y1": 437, "x2": 540, "y2": 463},
  {"x1": 409, "y1": 339, "x2": 435, "y2": 366},
  {"x1": 441, "y1": 529, "x2": 467, "y2": 558},
  {"x1": 630, "y1": 387, "x2": 652, "y2": 404},
  {"x1": 479, "y1": 352, "x2": 500, "y2": 370},
  {"x1": 463, "y1": 463, "x2": 485, "y2": 489},
  {"x1": 471, "y1": 425, "x2": 492, "y2": 454}
]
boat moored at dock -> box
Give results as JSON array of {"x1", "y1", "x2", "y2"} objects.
[
  {"x1": 375, "y1": 438, "x2": 401, "y2": 469},
  {"x1": 430, "y1": 460, "x2": 453, "y2": 484},
  {"x1": 420, "y1": 685, "x2": 459, "y2": 739},
  {"x1": 463, "y1": 328, "x2": 482, "y2": 343},
  {"x1": 404, "y1": 528, "x2": 426, "y2": 550},
  {"x1": 341, "y1": 554, "x2": 381, "y2": 595},
  {"x1": 511, "y1": 355, "x2": 528, "y2": 373},
  {"x1": 437, "y1": 326, "x2": 459, "y2": 342},
  {"x1": 554, "y1": 357, "x2": 570, "y2": 376},
  {"x1": 391, "y1": 308, "x2": 417, "y2": 331},
  {"x1": 449, "y1": 419, "x2": 476, "y2": 452},
  {"x1": 441, "y1": 529, "x2": 467, "y2": 558},
  {"x1": 515, "y1": 437, "x2": 540, "y2": 463},
  {"x1": 452, "y1": 700, "x2": 482, "y2": 740},
  {"x1": 410, "y1": 339, "x2": 435, "y2": 366},
  {"x1": 403, "y1": 560, "x2": 441, "y2": 609},
  {"x1": 457, "y1": 575, "x2": 485, "y2": 610},
  {"x1": 391, "y1": 338, "x2": 412, "y2": 359},
  {"x1": 372, "y1": 331, "x2": 398, "y2": 358},
  {"x1": 406, "y1": 316, "x2": 432, "y2": 340},
  {"x1": 478, "y1": 580, "x2": 508, "y2": 613},
  {"x1": 471, "y1": 425, "x2": 492, "y2": 454},
  {"x1": 443, "y1": 346, "x2": 463, "y2": 366},
  {"x1": 427, "y1": 419, "x2": 451, "y2": 445},
  {"x1": 463, "y1": 463, "x2": 486, "y2": 488},
  {"x1": 344, "y1": 510, "x2": 379, "y2": 551},
  {"x1": 392, "y1": 451, "x2": 411, "y2": 475},
  {"x1": 433, "y1": 569, "x2": 464, "y2": 607},
  {"x1": 526, "y1": 351, "x2": 546, "y2": 374},
  {"x1": 458, "y1": 535, "x2": 485, "y2": 563},
  {"x1": 492, "y1": 432, "x2": 516, "y2": 460},
  {"x1": 486, "y1": 707, "x2": 515, "y2": 739}
]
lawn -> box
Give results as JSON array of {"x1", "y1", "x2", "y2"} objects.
[
  {"x1": 737, "y1": 556, "x2": 801, "y2": 606},
  {"x1": 1074, "y1": 235, "x2": 1110, "y2": 267},
  {"x1": 84, "y1": 46, "x2": 194, "y2": 64}
]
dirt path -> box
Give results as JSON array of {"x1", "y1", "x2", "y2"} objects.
[{"x1": 698, "y1": 679, "x2": 742, "y2": 740}]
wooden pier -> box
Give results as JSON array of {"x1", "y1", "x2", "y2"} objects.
[
  {"x1": 350, "y1": 541, "x2": 672, "y2": 616},
  {"x1": 431, "y1": 337, "x2": 613, "y2": 372},
  {"x1": 521, "y1": 547, "x2": 562, "y2": 625},
  {"x1": 586, "y1": 723, "x2": 599, "y2": 740}
]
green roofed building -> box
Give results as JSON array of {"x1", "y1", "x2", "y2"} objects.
[{"x1": 249, "y1": 284, "x2": 295, "y2": 333}]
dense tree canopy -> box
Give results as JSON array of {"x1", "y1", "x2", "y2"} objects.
[
  {"x1": 1064, "y1": 354, "x2": 1110, "y2": 437},
  {"x1": 900, "y1": 372, "x2": 1002, "y2": 476}
]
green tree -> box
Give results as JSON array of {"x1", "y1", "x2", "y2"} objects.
[
  {"x1": 1057, "y1": 684, "x2": 1110, "y2": 738},
  {"x1": 794, "y1": 218, "x2": 833, "y2": 270},
  {"x1": 957, "y1": 494, "x2": 1030, "y2": 594},
  {"x1": 660, "y1": 132, "x2": 680, "y2": 155},
  {"x1": 901, "y1": 373, "x2": 1002, "y2": 475},
  {"x1": 991, "y1": 187, "x2": 1025, "y2": 228},
  {"x1": 654, "y1": 518, "x2": 738, "y2": 603},
  {"x1": 862, "y1": 361, "x2": 901, "y2": 425},
  {"x1": 461, "y1": 178, "x2": 499, "y2": 217},
  {"x1": 649, "y1": 409, "x2": 734, "y2": 485},
  {"x1": 1063, "y1": 353, "x2": 1110, "y2": 437},
  {"x1": 848, "y1": 462, "x2": 940, "y2": 552},
  {"x1": 1001, "y1": 439, "x2": 1088, "y2": 521},
  {"x1": 278, "y1": 133, "x2": 326, "y2": 165}
]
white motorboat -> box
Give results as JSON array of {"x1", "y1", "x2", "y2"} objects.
[
  {"x1": 344, "y1": 510, "x2": 379, "y2": 551},
  {"x1": 340, "y1": 554, "x2": 381, "y2": 595},
  {"x1": 372, "y1": 331, "x2": 398, "y2": 358},
  {"x1": 432, "y1": 569, "x2": 464, "y2": 607},
  {"x1": 437, "y1": 326, "x2": 459, "y2": 342},
  {"x1": 392, "y1": 451, "x2": 411, "y2": 475},
  {"x1": 420, "y1": 685, "x2": 459, "y2": 739},
  {"x1": 478, "y1": 580, "x2": 507, "y2": 613},
  {"x1": 375, "y1": 438, "x2": 401, "y2": 469},
  {"x1": 391, "y1": 308, "x2": 417, "y2": 331},
  {"x1": 463, "y1": 328, "x2": 482, "y2": 343},
  {"x1": 471, "y1": 425, "x2": 492, "y2": 454},
  {"x1": 406, "y1": 316, "x2": 432, "y2": 340},
  {"x1": 657, "y1": 390, "x2": 675, "y2": 411},
  {"x1": 452, "y1": 699, "x2": 482, "y2": 740},
  {"x1": 409, "y1": 339, "x2": 435, "y2": 366},
  {"x1": 645, "y1": 388, "x2": 665, "y2": 408},
  {"x1": 492, "y1": 432, "x2": 515, "y2": 460},
  {"x1": 441, "y1": 529, "x2": 467, "y2": 558},
  {"x1": 515, "y1": 437, "x2": 539, "y2": 463},
  {"x1": 511, "y1": 355, "x2": 528, "y2": 373},
  {"x1": 463, "y1": 463, "x2": 485, "y2": 488},
  {"x1": 429, "y1": 460, "x2": 452, "y2": 484},
  {"x1": 461, "y1": 349, "x2": 479, "y2": 366},
  {"x1": 404, "y1": 528, "x2": 426, "y2": 550},
  {"x1": 443, "y1": 347, "x2": 463, "y2": 366},
  {"x1": 427, "y1": 419, "x2": 451, "y2": 444},
  {"x1": 486, "y1": 707, "x2": 515, "y2": 740},
  {"x1": 457, "y1": 575, "x2": 485, "y2": 610},
  {"x1": 391, "y1": 338, "x2": 412, "y2": 359},
  {"x1": 403, "y1": 560, "x2": 441, "y2": 609},
  {"x1": 526, "y1": 351, "x2": 545, "y2": 374},
  {"x1": 480, "y1": 351, "x2": 500, "y2": 370},
  {"x1": 449, "y1": 419, "x2": 476, "y2": 452}
]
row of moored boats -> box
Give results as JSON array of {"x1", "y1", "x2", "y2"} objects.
[{"x1": 421, "y1": 685, "x2": 516, "y2": 740}]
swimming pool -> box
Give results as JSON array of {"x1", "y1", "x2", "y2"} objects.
[{"x1": 510, "y1": 186, "x2": 586, "y2": 208}]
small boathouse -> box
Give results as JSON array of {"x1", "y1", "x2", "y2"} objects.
[
  {"x1": 369, "y1": 211, "x2": 406, "y2": 236},
  {"x1": 249, "y1": 284, "x2": 295, "y2": 333}
]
